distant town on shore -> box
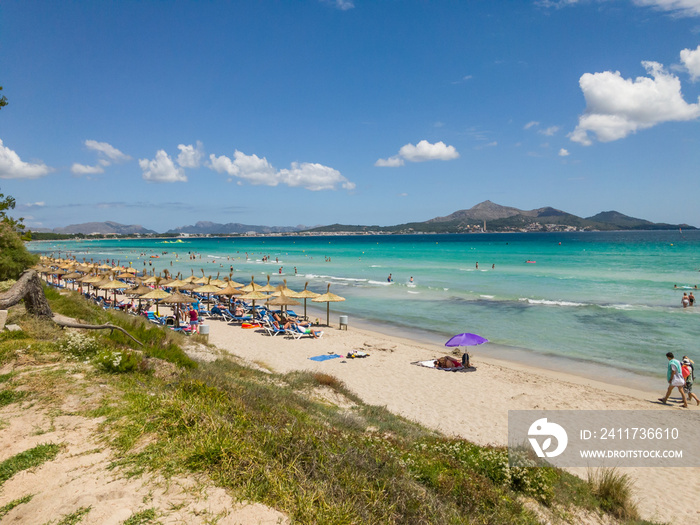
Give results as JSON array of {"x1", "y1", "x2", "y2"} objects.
[{"x1": 30, "y1": 201, "x2": 696, "y2": 240}]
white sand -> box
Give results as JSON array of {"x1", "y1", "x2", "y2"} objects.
[{"x1": 201, "y1": 315, "x2": 700, "y2": 524}]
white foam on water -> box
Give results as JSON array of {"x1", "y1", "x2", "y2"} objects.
[
  {"x1": 368, "y1": 280, "x2": 393, "y2": 286},
  {"x1": 480, "y1": 295, "x2": 495, "y2": 299},
  {"x1": 407, "y1": 291, "x2": 420, "y2": 294},
  {"x1": 519, "y1": 298, "x2": 587, "y2": 307}
]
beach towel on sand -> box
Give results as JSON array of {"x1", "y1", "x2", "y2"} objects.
[
  {"x1": 412, "y1": 359, "x2": 476, "y2": 372},
  {"x1": 309, "y1": 354, "x2": 344, "y2": 362}
]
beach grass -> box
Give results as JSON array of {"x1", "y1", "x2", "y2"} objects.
[
  {"x1": 0, "y1": 443, "x2": 61, "y2": 488},
  {"x1": 0, "y1": 494, "x2": 34, "y2": 520},
  {"x1": 51, "y1": 505, "x2": 92, "y2": 525},
  {"x1": 0, "y1": 287, "x2": 659, "y2": 524},
  {"x1": 588, "y1": 468, "x2": 639, "y2": 520}
]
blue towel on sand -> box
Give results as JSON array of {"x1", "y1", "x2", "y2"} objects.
[{"x1": 308, "y1": 354, "x2": 343, "y2": 362}]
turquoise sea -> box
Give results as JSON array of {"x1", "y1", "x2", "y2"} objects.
[{"x1": 28, "y1": 231, "x2": 700, "y2": 389}]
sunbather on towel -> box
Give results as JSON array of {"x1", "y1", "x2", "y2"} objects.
[{"x1": 434, "y1": 356, "x2": 463, "y2": 369}]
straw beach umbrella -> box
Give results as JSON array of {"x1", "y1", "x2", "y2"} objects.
[
  {"x1": 140, "y1": 288, "x2": 171, "y2": 316},
  {"x1": 238, "y1": 290, "x2": 270, "y2": 317},
  {"x1": 62, "y1": 272, "x2": 83, "y2": 290},
  {"x1": 127, "y1": 283, "x2": 154, "y2": 312},
  {"x1": 295, "y1": 282, "x2": 319, "y2": 320},
  {"x1": 272, "y1": 279, "x2": 297, "y2": 298},
  {"x1": 312, "y1": 284, "x2": 345, "y2": 327},
  {"x1": 241, "y1": 276, "x2": 263, "y2": 293},
  {"x1": 217, "y1": 282, "x2": 243, "y2": 312},
  {"x1": 193, "y1": 281, "x2": 222, "y2": 310},
  {"x1": 164, "y1": 291, "x2": 197, "y2": 326},
  {"x1": 268, "y1": 293, "x2": 300, "y2": 314},
  {"x1": 258, "y1": 275, "x2": 277, "y2": 293},
  {"x1": 99, "y1": 278, "x2": 129, "y2": 305}
]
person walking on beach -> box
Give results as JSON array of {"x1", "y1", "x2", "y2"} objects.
[
  {"x1": 659, "y1": 352, "x2": 688, "y2": 407},
  {"x1": 682, "y1": 356, "x2": 700, "y2": 405},
  {"x1": 188, "y1": 305, "x2": 199, "y2": 334}
]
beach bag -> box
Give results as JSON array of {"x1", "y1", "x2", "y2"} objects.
[
  {"x1": 671, "y1": 373, "x2": 685, "y2": 387},
  {"x1": 682, "y1": 364, "x2": 691, "y2": 379}
]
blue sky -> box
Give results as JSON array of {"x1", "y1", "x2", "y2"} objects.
[{"x1": 1, "y1": 0, "x2": 700, "y2": 231}]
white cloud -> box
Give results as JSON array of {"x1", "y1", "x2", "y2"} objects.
[
  {"x1": 139, "y1": 150, "x2": 187, "y2": 183},
  {"x1": 569, "y1": 60, "x2": 700, "y2": 145},
  {"x1": 559, "y1": 148, "x2": 570, "y2": 156},
  {"x1": 539, "y1": 0, "x2": 700, "y2": 16},
  {"x1": 71, "y1": 163, "x2": 105, "y2": 175},
  {"x1": 84, "y1": 140, "x2": 131, "y2": 162},
  {"x1": 0, "y1": 139, "x2": 52, "y2": 179},
  {"x1": 279, "y1": 162, "x2": 356, "y2": 191},
  {"x1": 451, "y1": 75, "x2": 474, "y2": 84},
  {"x1": 374, "y1": 156, "x2": 405, "y2": 167},
  {"x1": 209, "y1": 150, "x2": 354, "y2": 190},
  {"x1": 524, "y1": 121, "x2": 540, "y2": 130},
  {"x1": 681, "y1": 44, "x2": 700, "y2": 81},
  {"x1": 177, "y1": 141, "x2": 204, "y2": 168},
  {"x1": 376, "y1": 140, "x2": 459, "y2": 166},
  {"x1": 632, "y1": 0, "x2": 700, "y2": 17},
  {"x1": 399, "y1": 140, "x2": 460, "y2": 162},
  {"x1": 322, "y1": 0, "x2": 354, "y2": 10},
  {"x1": 72, "y1": 139, "x2": 131, "y2": 175},
  {"x1": 209, "y1": 151, "x2": 278, "y2": 185},
  {"x1": 19, "y1": 201, "x2": 45, "y2": 208},
  {"x1": 540, "y1": 126, "x2": 560, "y2": 136}
]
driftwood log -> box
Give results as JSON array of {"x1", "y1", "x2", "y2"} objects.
[
  {"x1": 1, "y1": 269, "x2": 143, "y2": 346},
  {"x1": 52, "y1": 313, "x2": 144, "y2": 347},
  {"x1": 0, "y1": 269, "x2": 53, "y2": 317}
]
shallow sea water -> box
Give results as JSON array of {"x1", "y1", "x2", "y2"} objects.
[{"x1": 30, "y1": 230, "x2": 700, "y2": 388}]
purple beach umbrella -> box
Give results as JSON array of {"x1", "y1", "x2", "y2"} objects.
[{"x1": 445, "y1": 333, "x2": 489, "y2": 347}]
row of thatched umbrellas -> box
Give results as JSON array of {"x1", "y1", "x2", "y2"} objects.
[{"x1": 34, "y1": 257, "x2": 346, "y2": 326}]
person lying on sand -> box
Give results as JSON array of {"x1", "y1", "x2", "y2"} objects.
[
  {"x1": 434, "y1": 356, "x2": 463, "y2": 369},
  {"x1": 433, "y1": 353, "x2": 477, "y2": 370}
]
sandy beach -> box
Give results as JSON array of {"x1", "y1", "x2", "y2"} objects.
[{"x1": 186, "y1": 309, "x2": 699, "y2": 525}]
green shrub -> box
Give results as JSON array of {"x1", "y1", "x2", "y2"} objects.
[
  {"x1": 60, "y1": 331, "x2": 101, "y2": 360},
  {"x1": 96, "y1": 349, "x2": 142, "y2": 374}
]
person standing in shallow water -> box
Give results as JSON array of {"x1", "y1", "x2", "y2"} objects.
[{"x1": 689, "y1": 292, "x2": 695, "y2": 306}]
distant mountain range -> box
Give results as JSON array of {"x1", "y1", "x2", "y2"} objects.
[
  {"x1": 35, "y1": 221, "x2": 158, "y2": 235},
  {"x1": 306, "y1": 201, "x2": 696, "y2": 233},
  {"x1": 33, "y1": 201, "x2": 696, "y2": 236},
  {"x1": 166, "y1": 221, "x2": 305, "y2": 235}
]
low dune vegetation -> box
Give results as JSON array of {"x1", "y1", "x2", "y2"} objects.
[{"x1": 0, "y1": 285, "x2": 656, "y2": 524}]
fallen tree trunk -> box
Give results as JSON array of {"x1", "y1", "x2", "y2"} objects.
[
  {"x1": 0, "y1": 269, "x2": 53, "y2": 318},
  {"x1": 53, "y1": 313, "x2": 144, "y2": 347},
  {"x1": 1, "y1": 269, "x2": 143, "y2": 346}
]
